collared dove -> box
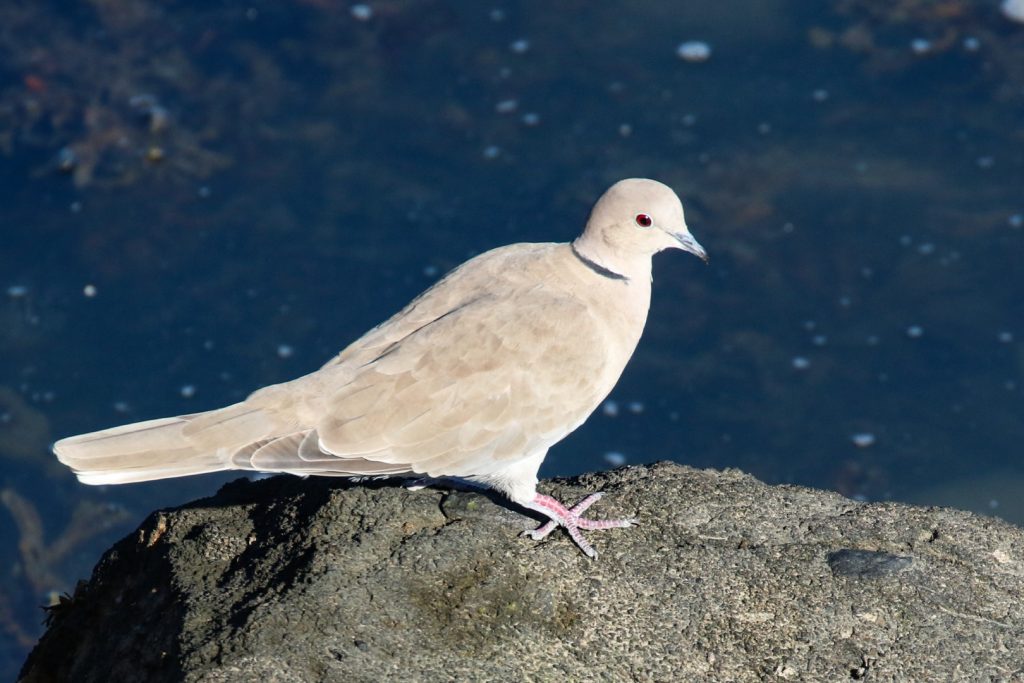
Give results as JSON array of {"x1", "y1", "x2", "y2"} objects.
[{"x1": 54, "y1": 178, "x2": 706, "y2": 558}]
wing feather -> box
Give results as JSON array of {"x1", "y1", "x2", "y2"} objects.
[{"x1": 314, "y1": 284, "x2": 612, "y2": 477}]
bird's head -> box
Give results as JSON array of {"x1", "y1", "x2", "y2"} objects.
[{"x1": 576, "y1": 178, "x2": 707, "y2": 268}]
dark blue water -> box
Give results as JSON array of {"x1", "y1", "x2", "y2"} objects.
[{"x1": 2, "y1": 0, "x2": 1024, "y2": 676}]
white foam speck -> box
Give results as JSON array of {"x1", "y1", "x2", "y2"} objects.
[
  {"x1": 1002, "y1": 0, "x2": 1024, "y2": 23},
  {"x1": 603, "y1": 451, "x2": 626, "y2": 466},
  {"x1": 676, "y1": 41, "x2": 711, "y2": 62},
  {"x1": 351, "y1": 4, "x2": 373, "y2": 21},
  {"x1": 850, "y1": 433, "x2": 876, "y2": 448}
]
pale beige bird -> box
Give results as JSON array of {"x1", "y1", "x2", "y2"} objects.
[{"x1": 54, "y1": 178, "x2": 706, "y2": 558}]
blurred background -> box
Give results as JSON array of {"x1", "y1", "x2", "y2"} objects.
[{"x1": 2, "y1": 0, "x2": 1023, "y2": 675}]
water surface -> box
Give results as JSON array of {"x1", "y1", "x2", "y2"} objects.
[{"x1": 2, "y1": 1, "x2": 1023, "y2": 676}]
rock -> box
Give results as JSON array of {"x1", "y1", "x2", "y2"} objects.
[{"x1": 19, "y1": 463, "x2": 1024, "y2": 682}]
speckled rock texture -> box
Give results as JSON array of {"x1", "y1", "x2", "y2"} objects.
[{"x1": 19, "y1": 463, "x2": 1024, "y2": 682}]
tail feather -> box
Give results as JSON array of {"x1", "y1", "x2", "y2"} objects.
[
  {"x1": 74, "y1": 455, "x2": 235, "y2": 485},
  {"x1": 181, "y1": 406, "x2": 279, "y2": 448},
  {"x1": 54, "y1": 401, "x2": 276, "y2": 485},
  {"x1": 54, "y1": 416, "x2": 191, "y2": 461},
  {"x1": 53, "y1": 397, "x2": 419, "y2": 485}
]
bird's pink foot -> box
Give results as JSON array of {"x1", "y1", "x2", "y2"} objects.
[{"x1": 521, "y1": 492, "x2": 637, "y2": 559}]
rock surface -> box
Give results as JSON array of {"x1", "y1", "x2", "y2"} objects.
[{"x1": 19, "y1": 463, "x2": 1024, "y2": 682}]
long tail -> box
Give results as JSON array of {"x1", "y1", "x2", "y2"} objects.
[{"x1": 53, "y1": 402, "x2": 277, "y2": 485}]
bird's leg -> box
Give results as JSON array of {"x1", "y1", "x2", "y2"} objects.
[{"x1": 521, "y1": 492, "x2": 637, "y2": 559}]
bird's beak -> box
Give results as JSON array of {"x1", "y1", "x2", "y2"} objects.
[{"x1": 671, "y1": 231, "x2": 708, "y2": 263}]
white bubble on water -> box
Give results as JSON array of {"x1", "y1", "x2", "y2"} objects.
[
  {"x1": 83, "y1": 284, "x2": 97, "y2": 298},
  {"x1": 276, "y1": 344, "x2": 294, "y2": 359},
  {"x1": 676, "y1": 41, "x2": 711, "y2": 63},
  {"x1": 850, "y1": 433, "x2": 876, "y2": 448},
  {"x1": 1002, "y1": 0, "x2": 1024, "y2": 23},
  {"x1": 627, "y1": 401, "x2": 644, "y2": 414},
  {"x1": 350, "y1": 4, "x2": 373, "y2": 21},
  {"x1": 180, "y1": 384, "x2": 196, "y2": 399},
  {"x1": 521, "y1": 112, "x2": 540, "y2": 126},
  {"x1": 791, "y1": 356, "x2": 810, "y2": 370},
  {"x1": 602, "y1": 400, "x2": 619, "y2": 417},
  {"x1": 906, "y1": 325, "x2": 924, "y2": 339},
  {"x1": 495, "y1": 99, "x2": 518, "y2": 114},
  {"x1": 997, "y1": 331, "x2": 1014, "y2": 343},
  {"x1": 509, "y1": 38, "x2": 530, "y2": 54},
  {"x1": 910, "y1": 38, "x2": 931, "y2": 54},
  {"x1": 603, "y1": 451, "x2": 627, "y2": 466}
]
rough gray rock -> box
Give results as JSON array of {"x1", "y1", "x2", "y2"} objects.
[{"x1": 19, "y1": 463, "x2": 1024, "y2": 682}]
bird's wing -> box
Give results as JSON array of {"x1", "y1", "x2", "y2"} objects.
[
  {"x1": 320, "y1": 243, "x2": 555, "y2": 369},
  {"x1": 322, "y1": 292, "x2": 610, "y2": 475},
  {"x1": 246, "y1": 254, "x2": 616, "y2": 480}
]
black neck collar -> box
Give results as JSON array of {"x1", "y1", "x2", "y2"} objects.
[{"x1": 571, "y1": 243, "x2": 629, "y2": 282}]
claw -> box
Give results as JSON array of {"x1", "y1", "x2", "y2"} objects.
[{"x1": 520, "y1": 491, "x2": 636, "y2": 559}]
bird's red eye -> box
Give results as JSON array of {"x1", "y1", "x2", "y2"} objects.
[{"x1": 635, "y1": 213, "x2": 652, "y2": 227}]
